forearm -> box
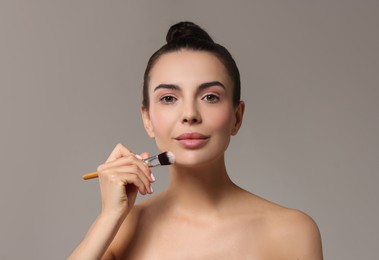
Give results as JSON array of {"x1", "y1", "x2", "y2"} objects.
[
  {"x1": 69, "y1": 145, "x2": 151, "y2": 259},
  {"x1": 68, "y1": 212, "x2": 125, "y2": 260}
]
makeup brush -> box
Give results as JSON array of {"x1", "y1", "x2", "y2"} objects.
[{"x1": 82, "y1": 151, "x2": 175, "y2": 180}]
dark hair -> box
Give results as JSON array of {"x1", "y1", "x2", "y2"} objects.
[{"x1": 142, "y1": 21, "x2": 241, "y2": 108}]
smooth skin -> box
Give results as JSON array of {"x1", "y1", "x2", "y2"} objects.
[{"x1": 69, "y1": 50, "x2": 323, "y2": 259}]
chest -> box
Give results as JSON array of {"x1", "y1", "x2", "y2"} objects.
[{"x1": 121, "y1": 218, "x2": 273, "y2": 260}]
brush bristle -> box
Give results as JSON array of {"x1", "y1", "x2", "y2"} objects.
[{"x1": 157, "y1": 151, "x2": 175, "y2": 165}]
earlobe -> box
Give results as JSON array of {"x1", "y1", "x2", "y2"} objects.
[
  {"x1": 141, "y1": 106, "x2": 155, "y2": 138},
  {"x1": 231, "y1": 101, "x2": 245, "y2": 136}
]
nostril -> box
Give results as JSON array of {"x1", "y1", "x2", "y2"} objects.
[{"x1": 182, "y1": 117, "x2": 200, "y2": 124}]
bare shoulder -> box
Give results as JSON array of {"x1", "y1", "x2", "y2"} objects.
[
  {"x1": 271, "y1": 207, "x2": 323, "y2": 259},
  {"x1": 271, "y1": 206, "x2": 322, "y2": 244},
  {"x1": 242, "y1": 192, "x2": 323, "y2": 259}
]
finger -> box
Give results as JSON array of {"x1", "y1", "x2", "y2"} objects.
[
  {"x1": 98, "y1": 154, "x2": 139, "y2": 172},
  {"x1": 139, "y1": 152, "x2": 155, "y2": 183},
  {"x1": 106, "y1": 143, "x2": 133, "y2": 162},
  {"x1": 112, "y1": 165, "x2": 152, "y2": 193},
  {"x1": 99, "y1": 169, "x2": 149, "y2": 195},
  {"x1": 101, "y1": 163, "x2": 152, "y2": 194},
  {"x1": 98, "y1": 154, "x2": 153, "y2": 183},
  {"x1": 120, "y1": 172, "x2": 150, "y2": 195}
]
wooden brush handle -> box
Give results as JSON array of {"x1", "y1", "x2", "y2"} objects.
[{"x1": 82, "y1": 172, "x2": 99, "y2": 180}]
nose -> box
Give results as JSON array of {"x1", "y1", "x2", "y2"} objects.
[{"x1": 181, "y1": 101, "x2": 201, "y2": 125}]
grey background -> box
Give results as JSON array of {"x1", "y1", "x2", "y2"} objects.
[{"x1": 1, "y1": 1, "x2": 378, "y2": 259}]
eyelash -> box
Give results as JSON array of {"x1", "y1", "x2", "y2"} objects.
[
  {"x1": 160, "y1": 95, "x2": 177, "y2": 104},
  {"x1": 159, "y1": 94, "x2": 221, "y2": 104},
  {"x1": 202, "y1": 94, "x2": 220, "y2": 103}
]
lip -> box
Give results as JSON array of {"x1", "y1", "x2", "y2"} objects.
[{"x1": 175, "y1": 132, "x2": 210, "y2": 149}]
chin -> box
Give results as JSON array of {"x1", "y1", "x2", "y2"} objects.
[{"x1": 171, "y1": 149, "x2": 225, "y2": 168}]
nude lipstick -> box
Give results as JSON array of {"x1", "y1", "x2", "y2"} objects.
[{"x1": 175, "y1": 132, "x2": 209, "y2": 149}]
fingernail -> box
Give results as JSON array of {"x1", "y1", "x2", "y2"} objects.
[
  {"x1": 150, "y1": 184, "x2": 154, "y2": 193},
  {"x1": 151, "y1": 173, "x2": 156, "y2": 182},
  {"x1": 135, "y1": 154, "x2": 142, "y2": 160}
]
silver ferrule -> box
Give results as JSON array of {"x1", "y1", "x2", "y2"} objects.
[{"x1": 143, "y1": 155, "x2": 160, "y2": 167}]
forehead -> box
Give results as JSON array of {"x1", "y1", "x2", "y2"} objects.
[{"x1": 149, "y1": 50, "x2": 232, "y2": 88}]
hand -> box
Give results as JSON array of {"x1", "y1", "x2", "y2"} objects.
[{"x1": 96, "y1": 144, "x2": 154, "y2": 218}]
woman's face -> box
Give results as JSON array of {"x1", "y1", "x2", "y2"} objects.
[{"x1": 142, "y1": 50, "x2": 244, "y2": 167}]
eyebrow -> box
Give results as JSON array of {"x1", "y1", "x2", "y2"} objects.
[{"x1": 153, "y1": 81, "x2": 225, "y2": 92}]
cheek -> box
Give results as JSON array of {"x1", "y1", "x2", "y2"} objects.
[
  {"x1": 206, "y1": 107, "x2": 235, "y2": 133},
  {"x1": 149, "y1": 107, "x2": 176, "y2": 137}
]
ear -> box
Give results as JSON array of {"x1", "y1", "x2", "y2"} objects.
[
  {"x1": 231, "y1": 101, "x2": 245, "y2": 136},
  {"x1": 141, "y1": 105, "x2": 155, "y2": 138}
]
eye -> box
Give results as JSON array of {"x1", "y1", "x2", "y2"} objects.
[
  {"x1": 202, "y1": 94, "x2": 220, "y2": 103},
  {"x1": 160, "y1": 95, "x2": 177, "y2": 104}
]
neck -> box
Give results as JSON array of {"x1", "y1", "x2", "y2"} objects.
[{"x1": 163, "y1": 155, "x2": 238, "y2": 215}]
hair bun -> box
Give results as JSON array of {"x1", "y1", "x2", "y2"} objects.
[{"x1": 166, "y1": 21, "x2": 214, "y2": 44}]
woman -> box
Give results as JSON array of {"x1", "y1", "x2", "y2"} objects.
[{"x1": 69, "y1": 21, "x2": 323, "y2": 259}]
